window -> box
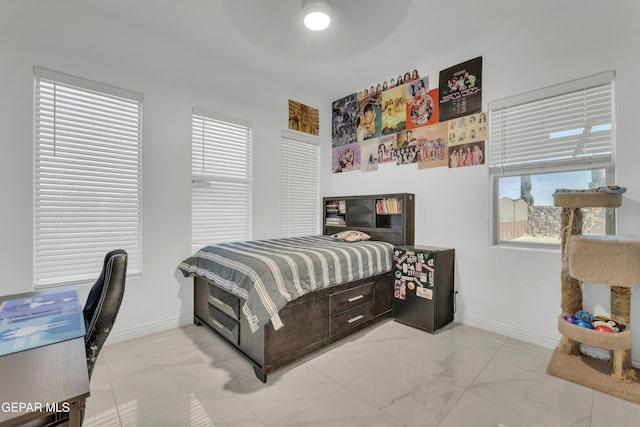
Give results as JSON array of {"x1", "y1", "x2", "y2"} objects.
[
  {"x1": 34, "y1": 67, "x2": 143, "y2": 288},
  {"x1": 280, "y1": 131, "x2": 320, "y2": 237},
  {"x1": 191, "y1": 108, "x2": 252, "y2": 250},
  {"x1": 489, "y1": 71, "x2": 615, "y2": 246}
]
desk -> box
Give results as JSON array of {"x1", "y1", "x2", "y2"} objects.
[{"x1": 0, "y1": 288, "x2": 90, "y2": 427}]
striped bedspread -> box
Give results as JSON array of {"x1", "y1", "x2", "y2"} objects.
[{"x1": 179, "y1": 235, "x2": 394, "y2": 332}]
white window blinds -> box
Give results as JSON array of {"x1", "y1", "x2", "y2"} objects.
[
  {"x1": 280, "y1": 131, "x2": 320, "y2": 237},
  {"x1": 34, "y1": 67, "x2": 143, "y2": 288},
  {"x1": 191, "y1": 108, "x2": 252, "y2": 250},
  {"x1": 489, "y1": 71, "x2": 614, "y2": 175}
]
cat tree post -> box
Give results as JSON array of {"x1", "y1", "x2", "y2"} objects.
[
  {"x1": 559, "y1": 206, "x2": 583, "y2": 355},
  {"x1": 611, "y1": 285, "x2": 632, "y2": 379}
]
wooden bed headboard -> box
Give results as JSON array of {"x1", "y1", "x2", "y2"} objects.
[{"x1": 322, "y1": 193, "x2": 415, "y2": 247}]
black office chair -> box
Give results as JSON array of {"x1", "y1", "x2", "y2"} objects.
[{"x1": 83, "y1": 249, "x2": 127, "y2": 379}]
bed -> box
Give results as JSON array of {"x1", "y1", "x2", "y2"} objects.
[{"x1": 180, "y1": 193, "x2": 414, "y2": 382}]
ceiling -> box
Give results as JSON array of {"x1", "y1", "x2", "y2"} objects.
[
  {"x1": 220, "y1": 0, "x2": 413, "y2": 62},
  {"x1": 88, "y1": 0, "x2": 492, "y2": 97},
  {"x1": 84, "y1": 0, "x2": 554, "y2": 99}
]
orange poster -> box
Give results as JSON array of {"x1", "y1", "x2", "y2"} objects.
[
  {"x1": 406, "y1": 87, "x2": 438, "y2": 130},
  {"x1": 288, "y1": 100, "x2": 319, "y2": 136}
]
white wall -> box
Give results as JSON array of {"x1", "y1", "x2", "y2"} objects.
[
  {"x1": 0, "y1": 1, "x2": 321, "y2": 341},
  {"x1": 321, "y1": 1, "x2": 640, "y2": 359}
]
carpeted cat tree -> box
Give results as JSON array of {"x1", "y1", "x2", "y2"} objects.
[{"x1": 546, "y1": 188, "x2": 640, "y2": 403}]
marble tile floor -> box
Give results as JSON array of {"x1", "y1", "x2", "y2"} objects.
[{"x1": 84, "y1": 320, "x2": 640, "y2": 427}]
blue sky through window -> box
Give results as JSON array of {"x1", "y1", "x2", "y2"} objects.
[
  {"x1": 549, "y1": 123, "x2": 611, "y2": 139},
  {"x1": 499, "y1": 170, "x2": 598, "y2": 206},
  {"x1": 549, "y1": 128, "x2": 583, "y2": 139}
]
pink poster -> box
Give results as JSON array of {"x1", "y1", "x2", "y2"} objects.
[
  {"x1": 416, "y1": 122, "x2": 448, "y2": 169},
  {"x1": 332, "y1": 142, "x2": 361, "y2": 173}
]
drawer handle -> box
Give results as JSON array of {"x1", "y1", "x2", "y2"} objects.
[
  {"x1": 347, "y1": 315, "x2": 364, "y2": 324},
  {"x1": 347, "y1": 294, "x2": 364, "y2": 303},
  {"x1": 211, "y1": 319, "x2": 224, "y2": 329},
  {"x1": 211, "y1": 297, "x2": 225, "y2": 306}
]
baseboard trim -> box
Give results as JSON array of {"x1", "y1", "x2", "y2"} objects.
[
  {"x1": 106, "y1": 313, "x2": 193, "y2": 345},
  {"x1": 457, "y1": 314, "x2": 640, "y2": 367},
  {"x1": 457, "y1": 313, "x2": 559, "y2": 349}
]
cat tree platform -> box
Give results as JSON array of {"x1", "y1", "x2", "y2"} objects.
[
  {"x1": 552, "y1": 191, "x2": 623, "y2": 208},
  {"x1": 557, "y1": 315, "x2": 632, "y2": 350},
  {"x1": 568, "y1": 235, "x2": 640, "y2": 287},
  {"x1": 547, "y1": 349, "x2": 640, "y2": 403}
]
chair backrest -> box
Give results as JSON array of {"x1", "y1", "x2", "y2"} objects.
[{"x1": 83, "y1": 249, "x2": 127, "y2": 379}]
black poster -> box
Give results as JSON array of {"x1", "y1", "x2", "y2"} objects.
[{"x1": 438, "y1": 56, "x2": 482, "y2": 122}]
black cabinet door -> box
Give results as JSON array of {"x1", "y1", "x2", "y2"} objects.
[{"x1": 392, "y1": 247, "x2": 454, "y2": 333}]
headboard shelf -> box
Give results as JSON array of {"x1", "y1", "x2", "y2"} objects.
[{"x1": 323, "y1": 193, "x2": 415, "y2": 246}]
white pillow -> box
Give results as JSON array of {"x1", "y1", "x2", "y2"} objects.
[{"x1": 330, "y1": 230, "x2": 371, "y2": 242}]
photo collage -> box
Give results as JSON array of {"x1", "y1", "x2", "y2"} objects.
[{"x1": 331, "y1": 57, "x2": 485, "y2": 173}]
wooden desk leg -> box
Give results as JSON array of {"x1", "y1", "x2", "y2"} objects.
[{"x1": 67, "y1": 399, "x2": 86, "y2": 427}]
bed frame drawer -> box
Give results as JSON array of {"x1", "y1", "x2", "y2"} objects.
[
  {"x1": 329, "y1": 302, "x2": 374, "y2": 337},
  {"x1": 208, "y1": 305, "x2": 239, "y2": 345},
  {"x1": 329, "y1": 282, "x2": 374, "y2": 315},
  {"x1": 208, "y1": 283, "x2": 240, "y2": 320}
]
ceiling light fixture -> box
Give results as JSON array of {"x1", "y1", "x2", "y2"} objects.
[{"x1": 302, "y1": 0, "x2": 331, "y2": 31}]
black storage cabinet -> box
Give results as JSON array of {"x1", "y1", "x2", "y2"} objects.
[{"x1": 392, "y1": 245, "x2": 455, "y2": 333}]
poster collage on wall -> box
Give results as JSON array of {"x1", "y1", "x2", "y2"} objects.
[{"x1": 331, "y1": 57, "x2": 485, "y2": 173}]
